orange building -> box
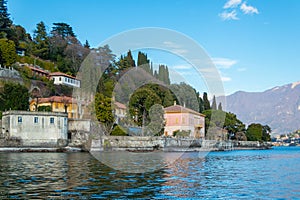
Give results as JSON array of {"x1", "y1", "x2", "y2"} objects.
[
  {"x1": 164, "y1": 104, "x2": 205, "y2": 138},
  {"x1": 30, "y1": 96, "x2": 80, "y2": 119}
]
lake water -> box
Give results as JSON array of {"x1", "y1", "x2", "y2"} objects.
[{"x1": 0, "y1": 147, "x2": 299, "y2": 199}]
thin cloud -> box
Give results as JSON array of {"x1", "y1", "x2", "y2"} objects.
[
  {"x1": 219, "y1": 10, "x2": 239, "y2": 20},
  {"x1": 172, "y1": 65, "x2": 193, "y2": 70},
  {"x1": 163, "y1": 41, "x2": 188, "y2": 55},
  {"x1": 221, "y1": 76, "x2": 232, "y2": 82},
  {"x1": 240, "y1": 2, "x2": 259, "y2": 14},
  {"x1": 223, "y1": 0, "x2": 242, "y2": 9},
  {"x1": 212, "y1": 58, "x2": 238, "y2": 69}
]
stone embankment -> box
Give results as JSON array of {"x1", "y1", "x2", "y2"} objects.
[{"x1": 90, "y1": 136, "x2": 272, "y2": 152}]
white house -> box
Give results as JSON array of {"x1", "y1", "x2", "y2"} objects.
[
  {"x1": 1, "y1": 111, "x2": 68, "y2": 147},
  {"x1": 49, "y1": 72, "x2": 81, "y2": 88}
]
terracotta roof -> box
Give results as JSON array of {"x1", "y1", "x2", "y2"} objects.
[
  {"x1": 114, "y1": 102, "x2": 126, "y2": 109},
  {"x1": 28, "y1": 66, "x2": 50, "y2": 75},
  {"x1": 164, "y1": 105, "x2": 205, "y2": 117},
  {"x1": 31, "y1": 96, "x2": 76, "y2": 104},
  {"x1": 49, "y1": 72, "x2": 78, "y2": 80}
]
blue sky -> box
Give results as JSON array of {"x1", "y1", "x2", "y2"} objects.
[{"x1": 8, "y1": 0, "x2": 300, "y2": 95}]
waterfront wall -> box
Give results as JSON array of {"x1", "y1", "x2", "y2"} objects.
[
  {"x1": 90, "y1": 136, "x2": 272, "y2": 152},
  {"x1": 90, "y1": 136, "x2": 235, "y2": 152}
]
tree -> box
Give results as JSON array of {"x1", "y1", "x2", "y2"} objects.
[
  {"x1": 170, "y1": 82, "x2": 199, "y2": 111},
  {"x1": 211, "y1": 95, "x2": 217, "y2": 110},
  {"x1": 203, "y1": 110, "x2": 245, "y2": 137},
  {"x1": 94, "y1": 93, "x2": 114, "y2": 135},
  {"x1": 51, "y1": 22, "x2": 75, "y2": 39},
  {"x1": 203, "y1": 92, "x2": 210, "y2": 110},
  {"x1": 218, "y1": 102, "x2": 223, "y2": 111},
  {"x1": 0, "y1": 38, "x2": 16, "y2": 67},
  {"x1": 129, "y1": 87, "x2": 161, "y2": 126},
  {"x1": 246, "y1": 123, "x2": 271, "y2": 141},
  {"x1": 0, "y1": 0, "x2": 12, "y2": 38},
  {"x1": 0, "y1": 82, "x2": 29, "y2": 111},
  {"x1": 33, "y1": 21, "x2": 49, "y2": 59},
  {"x1": 246, "y1": 123, "x2": 263, "y2": 141},
  {"x1": 84, "y1": 40, "x2": 90, "y2": 49}
]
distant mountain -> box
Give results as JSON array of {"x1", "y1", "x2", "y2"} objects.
[{"x1": 218, "y1": 81, "x2": 300, "y2": 135}]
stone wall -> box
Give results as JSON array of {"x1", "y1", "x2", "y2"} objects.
[{"x1": 90, "y1": 136, "x2": 235, "y2": 152}]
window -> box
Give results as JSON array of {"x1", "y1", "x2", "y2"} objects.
[
  {"x1": 59, "y1": 77, "x2": 61, "y2": 81},
  {"x1": 34, "y1": 117, "x2": 38, "y2": 123},
  {"x1": 50, "y1": 117, "x2": 54, "y2": 124},
  {"x1": 18, "y1": 116, "x2": 22, "y2": 123}
]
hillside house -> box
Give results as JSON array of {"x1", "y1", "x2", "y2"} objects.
[
  {"x1": 30, "y1": 96, "x2": 81, "y2": 119},
  {"x1": 49, "y1": 72, "x2": 80, "y2": 88}
]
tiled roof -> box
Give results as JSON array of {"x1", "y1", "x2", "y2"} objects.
[
  {"x1": 32, "y1": 96, "x2": 76, "y2": 104},
  {"x1": 49, "y1": 72, "x2": 78, "y2": 80},
  {"x1": 115, "y1": 102, "x2": 126, "y2": 109},
  {"x1": 164, "y1": 105, "x2": 205, "y2": 117}
]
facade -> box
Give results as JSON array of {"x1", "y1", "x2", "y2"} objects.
[
  {"x1": 1, "y1": 111, "x2": 68, "y2": 147},
  {"x1": 114, "y1": 102, "x2": 126, "y2": 123},
  {"x1": 30, "y1": 96, "x2": 80, "y2": 119},
  {"x1": 49, "y1": 72, "x2": 80, "y2": 88},
  {"x1": 164, "y1": 104, "x2": 205, "y2": 138}
]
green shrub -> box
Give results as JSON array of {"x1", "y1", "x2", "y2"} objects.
[{"x1": 111, "y1": 125, "x2": 128, "y2": 136}]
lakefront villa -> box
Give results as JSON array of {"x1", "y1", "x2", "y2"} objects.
[{"x1": 164, "y1": 103, "x2": 205, "y2": 138}]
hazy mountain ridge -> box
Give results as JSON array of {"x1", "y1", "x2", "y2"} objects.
[{"x1": 218, "y1": 82, "x2": 300, "y2": 135}]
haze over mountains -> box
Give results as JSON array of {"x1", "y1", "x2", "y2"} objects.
[{"x1": 218, "y1": 81, "x2": 300, "y2": 135}]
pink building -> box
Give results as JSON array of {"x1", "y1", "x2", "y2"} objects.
[{"x1": 164, "y1": 104, "x2": 205, "y2": 138}]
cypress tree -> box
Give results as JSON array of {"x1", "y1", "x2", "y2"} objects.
[
  {"x1": 218, "y1": 102, "x2": 223, "y2": 111},
  {"x1": 0, "y1": 0, "x2": 12, "y2": 38},
  {"x1": 211, "y1": 95, "x2": 217, "y2": 110},
  {"x1": 203, "y1": 92, "x2": 210, "y2": 110}
]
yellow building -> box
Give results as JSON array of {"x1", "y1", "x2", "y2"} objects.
[{"x1": 30, "y1": 96, "x2": 80, "y2": 119}]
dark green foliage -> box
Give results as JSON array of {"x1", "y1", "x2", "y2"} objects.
[
  {"x1": 218, "y1": 102, "x2": 223, "y2": 111},
  {"x1": 203, "y1": 92, "x2": 210, "y2": 111},
  {"x1": 203, "y1": 109, "x2": 245, "y2": 137},
  {"x1": 38, "y1": 105, "x2": 51, "y2": 112},
  {"x1": 173, "y1": 130, "x2": 190, "y2": 137},
  {"x1": 211, "y1": 95, "x2": 217, "y2": 110},
  {"x1": 111, "y1": 125, "x2": 128, "y2": 136},
  {"x1": 246, "y1": 123, "x2": 271, "y2": 142},
  {"x1": 157, "y1": 65, "x2": 170, "y2": 85},
  {"x1": 51, "y1": 22, "x2": 75, "y2": 39},
  {"x1": 84, "y1": 40, "x2": 90, "y2": 49},
  {"x1": 137, "y1": 51, "x2": 151, "y2": 75},
  {"x1": 33, "y1": 21, "x2": 49, "y2": 59},
  {"x1": 0, "y1": 0, "x2": 12, "y2": 39},
  {"x1": 129, "y1": 87, "x2": 161, "y2": 126},
  {"x1": 169, "y1": 82, "x2": 199, "y2": 112},
  {"x1": 0, "y1": 82, "x2": 29, "y2": 111}
]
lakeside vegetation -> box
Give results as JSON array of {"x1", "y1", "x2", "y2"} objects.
[{"x1": 0, "y1": 0, "x2": 272, "y2": 142}]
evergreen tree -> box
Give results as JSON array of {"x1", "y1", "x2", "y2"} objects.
[
  {"x1": 218, "y1": 102, "x2": 223, "y2": 111},
  {"x1": 0, "y1": 0, "x2": 12, "y2": 37},
  {"x1": 84, "y1": 40, "x2": 90, "y2": 49},
  {"x1": 211, "y1": 95, "x2": 217, "y2": 110},
  {"x1": 199, "y1": 96, "x2": 204, "y2": 113},
  {"x1": 51, "y1": 22, "x2": 75, "y2": 39},
  {"x1": 137, "y1": 51, "x2": 151, "y2": 75},
  {"x1": 203, "y1": 92, "x2": 210, "y2": 110},
  {"x1": 33, "y1": 21, "x2": 49, "y2": 59}
]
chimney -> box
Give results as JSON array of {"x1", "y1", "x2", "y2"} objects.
[{"x1": 174, "y1": 101, "x2": 176, "y2": 106}]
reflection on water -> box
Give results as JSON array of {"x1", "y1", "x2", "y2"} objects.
[{"x1": 0, "y1": 147, "x2": 300, "y2": 199}]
